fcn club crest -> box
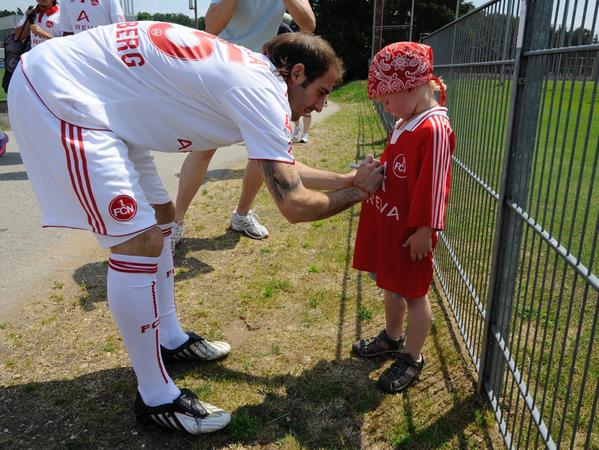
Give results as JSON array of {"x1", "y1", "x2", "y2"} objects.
[
  {"x1": 392, "y1": 154, "x2": 407, "y2": 179},
  {"x1": 109, "y1": 195, "x2": 137, "y2": 221}
]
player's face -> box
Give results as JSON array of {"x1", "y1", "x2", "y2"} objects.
[
  {"x1": 36, "y1": 0, "x2": 54, "y2": 8},
  {"x1": 288, "y1": 65, "x2": 336, "y2": 121},
  {"x1": 376, "y1": 90, "x2": 418, "y2": 120}
]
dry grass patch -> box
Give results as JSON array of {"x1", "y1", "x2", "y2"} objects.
[{"x1": 0, "y1": 81, "x2": 503, "y2": 449}]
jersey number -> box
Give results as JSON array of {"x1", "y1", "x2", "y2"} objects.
[{"x1": 147, "y1": 22, "x2": 264, "y2": 66}]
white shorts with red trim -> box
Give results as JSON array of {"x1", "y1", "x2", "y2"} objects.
[{"x1": 8, "y1": 67, "x2": 170, "y2": 248}]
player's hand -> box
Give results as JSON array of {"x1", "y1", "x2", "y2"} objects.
[
  {"x1": 353, "y1": 154, "x2": 384, "y2": 196},
  {"x1": 403, "y1": 227, "x2": 434, "y2": 261},
  {"x1": 30, "y1": 25, "x2": 43, "y2": 36}
]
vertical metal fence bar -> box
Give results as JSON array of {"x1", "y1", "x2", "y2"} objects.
[{"x1": 480, "y1": 0, "x2": 551, "y2": 394}]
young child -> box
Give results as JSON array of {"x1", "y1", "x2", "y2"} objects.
[{"x1": 351, "y1": 42, "x2": 455, "y2": 393}]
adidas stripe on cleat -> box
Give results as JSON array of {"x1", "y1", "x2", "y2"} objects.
[
  {"x1": 161, "y1": 331, "x2": 231, "y2": 363},
  {"x1": 135, "y1": 388, "x2": 231, "y2": 434}
]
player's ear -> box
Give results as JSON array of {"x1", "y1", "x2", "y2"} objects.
[{"x1": 290, "y1": 63, "x2": 306, "y2": 85}]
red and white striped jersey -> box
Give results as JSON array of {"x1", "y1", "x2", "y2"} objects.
[
  {"x1": 59, "y1": 0, "x2": 124, "y2": 35},
  {"x1": 17, "y1": 5, "x2": 60, "y2": 47},
  {"x1": 20, "y1": 21, "x2": 295, "y2": 163},
  {"x1": 352, "y1": 106, "x2": 455, "y2": 297}
]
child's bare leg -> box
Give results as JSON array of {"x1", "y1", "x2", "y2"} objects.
[
  {"x1": 384, "y1": 290, "x2": 406, "y2": 340},
  {"x1": 352, "y1": 289, "x2": 405, "y2": 357},
  {"x1": 404, "y1": 294, "x2": 432, "y2": 360}
]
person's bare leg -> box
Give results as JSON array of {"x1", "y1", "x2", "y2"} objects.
[
  {"x1": 384, "y1": 290, "x2": 407, "y2": 340},
  {"x1": 404, "y1": 295, "x2": 432, "y2": 360},
  {"x1": 174, "y1": 149, "x2": 216, "y2": 223},
  {"x1": 301, "y1": 114, "x2": 312, "y2": 137},
  {"x1": 235, "y1": 160, "x2": 264, "y2": 215}
]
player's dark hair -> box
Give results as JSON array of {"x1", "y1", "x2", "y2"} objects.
[{"x1": 263, "y1": 32, "x2": 344, "y2": 85}]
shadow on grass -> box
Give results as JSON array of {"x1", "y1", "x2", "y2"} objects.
[
  {"x1": 71, "y1": 230, "x2": 241, "y2": 310},
  {"x1": 173, "y1": 229, "x2": 241, "y2": 282},
  {"x1": 0, "y1": 357, "x2": 389, "y2": 449},
  {"x1": 204, "y1": 167, "x2": 244, "y2": 183}
]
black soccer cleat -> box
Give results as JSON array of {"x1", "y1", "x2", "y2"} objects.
[
  {"x1": 160, "y1": 331, "x2": 231, "y2": 364},
  {"x1": 135, "y1": 388, "x2": 231, "y2": 434}
]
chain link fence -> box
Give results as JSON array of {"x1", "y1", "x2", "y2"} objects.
[{"x1": 373, "y1": 0, "x2": 597, "y2": 448}]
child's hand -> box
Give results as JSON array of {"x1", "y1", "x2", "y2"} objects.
[{"x1": 403, "y1": 227, "x2": 434, "y2": 261}]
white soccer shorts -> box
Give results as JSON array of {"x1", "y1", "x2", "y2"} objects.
[{"x1": 8, "y1": 66, "x2": 171, "y2": 248}]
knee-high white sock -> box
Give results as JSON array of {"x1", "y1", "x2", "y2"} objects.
[
  {"x1": 157, "y1": 223, "x2": 188, "y2": 350},
  {"x1": 107, "y1": 254, "x2": 181, "y2": 406}
]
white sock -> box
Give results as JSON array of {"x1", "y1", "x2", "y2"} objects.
[
  {"x1": 157, "y1": 223, "x2": 189, "y2": 350},
  {"x1": 107, "y1": 253, "x2": 180, "y2": 406}
]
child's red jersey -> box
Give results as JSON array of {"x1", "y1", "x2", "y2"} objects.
[{"x1": 353, "y1": 106, "x2": 455, "y2": 298}]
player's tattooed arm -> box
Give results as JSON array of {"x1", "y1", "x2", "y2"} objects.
[
  {"x1": 261, "y1": 160, "x2": 302, "y2": 203},
  {"x1": 260, "y1": 157, "x2": 384, "y2": 223}
]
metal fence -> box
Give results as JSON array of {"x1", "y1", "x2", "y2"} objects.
[{"x1": 373, "y1": 0, "x2": 597, "y2": 448}]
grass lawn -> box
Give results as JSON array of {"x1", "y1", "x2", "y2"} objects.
[{"x1": 0, "y1": 81, "x2": 504, "y2": 449}]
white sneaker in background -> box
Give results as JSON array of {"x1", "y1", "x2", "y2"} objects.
[
  {"x1": 172, "y1": 220, "x2": 184, "y2": 252},
  {"x1": 230, "y1": 210, "x2": 269, "y2": 239}
]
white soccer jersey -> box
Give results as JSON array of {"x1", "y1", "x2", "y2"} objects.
[
  {"x1": 17, "y1": 6, "x2": 60, "y2": 47},
  {"x1": 20, "y1": 21, "x2": 295, "y2": 163},
  {"x1": 59, "y1": 0, "x2": 124, "y2": 34}
]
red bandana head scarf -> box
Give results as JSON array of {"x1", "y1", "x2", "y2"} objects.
[{"x1": 368, "y1": 42, "x2": 446, "y2": 105}]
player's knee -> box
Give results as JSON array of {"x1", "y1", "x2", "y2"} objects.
[
  {"x1": 110, "y1": 226, "x2": 164, "y2": 257},
  {"x1": 153, "y1": 201, "x2": 175, "y2": 224}
]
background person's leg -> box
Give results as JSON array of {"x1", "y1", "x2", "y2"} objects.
[
  {"x1": 292, "y1": 120, "x2": 301, "y2": 141},
  {"x1": 300, "y1": 114, "x2": 312, "y2": 143},
  {"x1": 173, "y1": 149, "x2": 217, "y2": 244},
  {"x1": 230, "y1": 160, "x2": 269, "y2": 239}
]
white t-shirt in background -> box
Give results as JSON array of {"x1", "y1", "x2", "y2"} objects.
[
  {"x1": 59, "y1": 0, "x2": 124, "y2": 34},
  {"x1": 210, "y1": 0, "x2": 286, "y2": 51}
]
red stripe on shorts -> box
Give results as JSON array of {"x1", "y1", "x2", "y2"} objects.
[
  {"x1": 61, "y1": 121, "x2": 98, "y2": 233},
  {"x1": 74, "y1": 126, "x2": 107, "y2": 234}
]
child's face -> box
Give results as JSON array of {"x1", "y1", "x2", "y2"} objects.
[{"x1": 376, "y1": 90, "x2": 418, "y2": 120}]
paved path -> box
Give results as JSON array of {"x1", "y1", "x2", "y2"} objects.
[{"x1": 0, "y1": 103, "x2": 340, "y2": 321}]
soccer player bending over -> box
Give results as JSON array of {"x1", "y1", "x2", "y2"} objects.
[{"x1": 8, "y1": 23, "x2": 383, "y2": 435}]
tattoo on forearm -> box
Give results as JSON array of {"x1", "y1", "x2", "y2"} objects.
[{"x1": 261, "y1": 161, "x2": 301, "y2": 202}]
